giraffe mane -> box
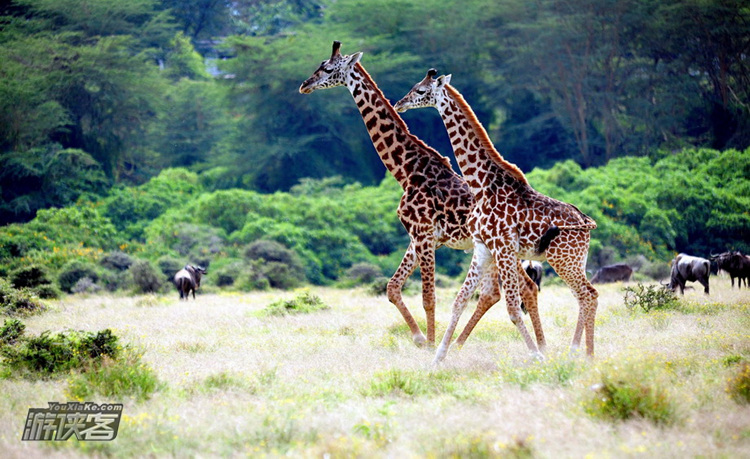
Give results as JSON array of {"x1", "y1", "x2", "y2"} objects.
[
  {"x1": 354, "y1": 62, "x2": 455, "y2": 171},
  {"x1": 444, "y1": 84, "x2": 529, "y2": 186}
]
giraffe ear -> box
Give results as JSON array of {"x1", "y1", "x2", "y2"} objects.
[
  {"x1": 346, "y1": 52, "x2": 363, "y2": 66},
  {"x1": 437, "y1": 74, "x2": 452, "y2": 87}
]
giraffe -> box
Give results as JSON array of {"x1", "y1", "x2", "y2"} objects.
[
  {"x1": 395, "y1": 69, "x2": 599, "y2": 362},
  {"x1": 299, "y1": 42, "x2": 544, "y2": 349}
]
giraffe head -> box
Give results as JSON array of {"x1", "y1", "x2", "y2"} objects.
[
  {"x1": 299, "y1": 41, "x2": 363, "y2": 94},
  {"x1": 394, "y1": 69, "x2": 452, "y2": 112}
]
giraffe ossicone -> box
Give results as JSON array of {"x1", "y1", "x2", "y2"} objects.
[
  {"x1": 396, "y1": 69, "x2": 599, "y2": 360},
  {"x1": 299, "y1": 42, "x2": 544, "y2": 351}
]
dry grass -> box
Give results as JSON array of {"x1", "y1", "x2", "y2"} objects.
[{"x1": 1, "y1": 278, "x2": 749, "y2": 457}]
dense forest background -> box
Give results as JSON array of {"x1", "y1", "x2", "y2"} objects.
[{"x1": 0, "y1": 0, "x2": 748, "y2": 293}]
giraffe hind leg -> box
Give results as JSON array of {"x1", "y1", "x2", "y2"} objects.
[{"x1": 546, "y1": 231, "x2": 598, "y2": 356}]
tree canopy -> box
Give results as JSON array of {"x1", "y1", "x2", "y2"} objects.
[{"x1": 0, "y1": 0, "x2": 747, "y2": 265}]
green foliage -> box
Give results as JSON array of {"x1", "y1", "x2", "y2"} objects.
[
  {"x1": 100, "y1": 251, "x2": 135, "y2": 272},
  {"x1": 27, "y1": 205, "x2": 119, "y2": 251},
  {"x1": 58, "y1": 260, "x2": 100, "y2": 293},
  {"x1": 1, "y1": 327, "x2": 119, "y2": 376},
  {"x1": 10, "y1": 264, "x2": 51, "y2": 289},
  {"x1": 364, "y1": 369, "x2": 460, "y2": 397},
  {"x1": 66, "y1": 350, "x2": 161, "y2": 402},
  {"x1": 343, "y1": 263, "x2": 383, "y2": 286},
  {"x1": 245, "y1": 240, "x2": 306, "y2": 289},
  {"x1": 623, "y1": 283, "x2": 679, "y2": 313},
  {"x1": 262, "y1": 291, "x2": 329, "y2": 317},
  {"x1": 584, "y1": 360, "x2": 677, "y2": 425},
  {"x1": 0, "y1": 278, "x2": 45, "y2": 316},
  {"x1": 0, "y1": 319, "x2": 25, "y2": 345},
  {"x1": 129, "y1": 260, "x2": 163, "y2": 294},
  {"x1": 727, "y1": 362, "x2": 750, "y2": 405}
]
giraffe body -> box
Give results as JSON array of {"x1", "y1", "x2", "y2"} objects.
[
  {"x1": 300, "y1": 43, "x2": 543, "y2": 349},
  {"x1": 395, "y1": 70, "x2": 598, "y2": 361}
]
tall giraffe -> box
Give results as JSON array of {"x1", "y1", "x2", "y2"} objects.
[
  {"x1": 395, "y1": 69, "x2": 599, "y2": 361},
  {"x1": 299, "y1": 42, "x2": 543, "y2": 348}
]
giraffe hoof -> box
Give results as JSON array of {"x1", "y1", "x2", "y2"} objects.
[{"x1": 412, "y1": 334, "x2": 428, "y2": 347}]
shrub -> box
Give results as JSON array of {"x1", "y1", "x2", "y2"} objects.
[
  {"x1": 58, "y1": 260, "x2": 100, "y2": 293},
  {"x1": 623, "y1": 283, "x2": 679, "y2": 313},
  {"x1": 99, "y1": 251, "x2": 134, "y2": 271},
  {"x1": 262, "y1": 291, "x2": 329, "y2": 316},
  {"x1": 31, "y1": 284, "x2": 61, "y2": 299},
  {"x1": 10, "y1": 264, "x2": 52, "y2": 289},
  {"x1": 130, "y1": 260, "x2": 163, "y2": 294},
  {"x1": 0, "y1": 318, "x2": 25, "y2": 345},
  {"x1": 156, "y1": 255, "x2": 184, "y2": 281},
  {"x1": 262, "y1": 261, "x2": 303, "y2": 290},
  {"x1": 245, "y1": 240, "x2": 300, "y2": 267},
  {"x1": 727, "y1": 362, "x2": 750, "y2": 404},
  {"x1": 245, "y1": 240, "x2": 306, "y2": 289},
  {"x1": 235, "y1": 268, "x2": 270, "y2": 291},
  {"x1": 0, "y1": 278, "x2": 45, "y2": 316},
  {"x1": 67, "y1": 350, "x2": 161, "y2": 402},
  {"x1": 72, "y1": 277, "x2": 102, "y2": 294},
  {"x1": 345, "y1": 263, "x2": 382, "y2": 285},
  {"x1": 584, "y1": 361, "x2": 677, "y2": 425},
  {"x1": 1, "y1": 328, "x2": 119, "y2": 375},
  {"x1": 209, "y1": 260, "x2": 245, "y2": 287}
]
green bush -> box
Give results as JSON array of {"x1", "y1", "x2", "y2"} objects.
[
  {"x1": 58, "y1": 260, "x2": 100, "y2": 293},
  {"x1": 727, "y1": 362, "x2": 750, "y2": 404},
  {"x1": 623, "y1": 283, "x2": 679, "y2": 313},
  {"x1": 72, "y1": 277, "x2": 102, "y2": 294},
  {"x1": 1, "y1": 328, "x2": 119, "y2": 376},
  {"x1": 67, "y1": 349, "x2": 161, "y2": 401},
  {"x1": 262, "y1": 291, "x2": 329, "y2": 316},
  {"x1": 245, "y1": 240, "x2": 306, "y2": 289},
  {"x1": 344, "y1": 262, "x2": 382, "y2": 285},
  {"x1": 584, "y1": 361, "x2": 677, "y2": 425},
  {"x1": 156, "y1": 255, "x2": 184, "y2": 281},
  {"x1": 0, "y1": 318, "x2": 25, "y2": 345},
  {"x1": 235, "y1": 268, "x2": 270, "y2": 291},
  {"x1": 0, "y1": 278, "x2": 45, "y2": 316},
  {"x1": 129, "y1": 260, "x2": 163, "y2": 293},
  {"x1": 31, "y1": 284, "x2": 61, "y2": 299},
  {"x1": 10, "y1": 264, "x2": 52, "y2": 289},
  {"x1": 99, "y1": 251, "x2": 134, "y2": 271}
]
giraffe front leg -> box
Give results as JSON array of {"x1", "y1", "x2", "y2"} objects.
[
  {"x1": 489, "y1": 240, "x2": 541, "y2": 358},
  {"x1": 454, "y1": 259, "x2": 500, "y2": 348},
  {"x1": 414, "y1": 237, "x2": 437, "y2": 345},
  {"x1": 386, "y1": 243, "x2": 425, "y2": 346},
  {"x1": 434, "y1": 242, "x2": 493, "y2": 364}
]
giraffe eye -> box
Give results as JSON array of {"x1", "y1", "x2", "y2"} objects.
[{"x1": 415, "y1": 89, "x2": 426, "y2": 95}]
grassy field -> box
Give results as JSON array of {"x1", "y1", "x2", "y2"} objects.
[{"x1": 1, "y1": 277, "x2": 749, "y2": 457}]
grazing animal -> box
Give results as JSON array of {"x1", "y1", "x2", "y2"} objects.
[
  {"x1": 299, "y1": 41, "x2": 544, "y2": 350},
  {"x1": 174, "y1": 265, "x2": 207, "y2": 300},
  {"x1": 591, "y1": 264, "x2": 633, "y2": 284},
  {"x1": 522, "y1": 260, "x2": 544, "y2": 290},
  {"x1": 668, "y1": 254, "x2": 709, "y2": 294},
  {"x1": 396, "y1": 69, "x2": 598, "y2": 362},
  {"x1": 712, "y1": 251, "x2": 750, "y2": 288}
]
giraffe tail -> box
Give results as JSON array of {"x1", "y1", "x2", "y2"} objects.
[{"x1": 536, "y1": 225, "x2": 561, "y2": 255}]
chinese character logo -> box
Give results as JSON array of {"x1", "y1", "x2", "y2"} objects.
[{"x1": 22, "y1": 402, "x2": 122, "y2": 441}]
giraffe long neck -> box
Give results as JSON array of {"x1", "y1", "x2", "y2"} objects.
[
  {"x1": 437, "y1": 85, "x2": 528, "y2": 196},
  {"x1": 345, "y1": 63, "x2": 451, "y2": 189}
]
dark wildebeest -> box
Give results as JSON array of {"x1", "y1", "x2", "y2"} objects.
[
  {"x1": 668, "y1": 254, "x2": 710, "y2": 295},
  {"x1": 522, "y1": 260, "x2": 543, "y2": 290},
  {"x1": 174, "y1": 264, "x2": 207, "y2": 300},
  {"x1": 591, "y1": 263, "x2": 633, "y2": 284},
  {"x1": 712, "y1": 251, "x2": 750, "y2": 289}
]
